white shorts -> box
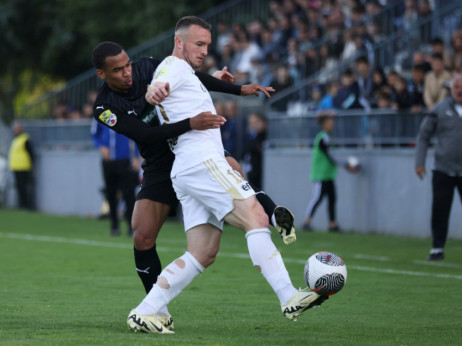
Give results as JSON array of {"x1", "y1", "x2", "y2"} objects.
[{"x1": 172, "y1": 156, "x2": 256, "y2": 231}]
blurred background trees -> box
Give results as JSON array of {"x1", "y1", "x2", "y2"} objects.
[{"x1": 0, "y1": 0, "x2": 217, "y2": 122}]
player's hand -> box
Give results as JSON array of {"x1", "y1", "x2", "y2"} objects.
[
  {"x1": 415, "y1": 166, "x2": 426, "y2": 180},
  {"x1": 241, "y1": 84, "x2": 275, "y2": 98},
  {"x1": 190, "y1": 111, "x2": 226, "y2": 130},
  {"x1": 145, "y1": 82, "x2": 170, "y2": 105},
  {"x1": 212, "y1": 66, "x2": 234, "y2": 83}
]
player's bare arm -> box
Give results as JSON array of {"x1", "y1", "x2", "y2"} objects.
[
  {"x1": 212, "y1": 66, "x2": 234, "y2": 83},
  {"x1": 146, "y1": 82, "x2": 170, "y2": 105},
  {"x1": 190, "y1": 111, "x2": 226, "y2": 130},
  {"x1": 241, "y1": 84, "x2": 275, "y2": 98}
]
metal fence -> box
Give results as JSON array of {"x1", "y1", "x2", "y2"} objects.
[
  {"x1": 21, "y1": 119, "x2": 94, "y2": 150},
  {"x1": 19, "y1": 0, "x2": 270, "y2": 120},
  {"x1": 267, "y1": 109, "x2": 426, "y2": 148}
]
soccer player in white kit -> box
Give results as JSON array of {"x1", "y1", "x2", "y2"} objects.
[{"x1": 127, "y1": 16, "x2": 327, "y2": 334}]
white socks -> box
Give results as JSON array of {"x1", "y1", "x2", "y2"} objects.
[
  {"x1": 245, "y1": 228, "x2": 296, "y2": 304},
  {"x1": 136, "y1": 251, "x2": 204, "y2": 314}
]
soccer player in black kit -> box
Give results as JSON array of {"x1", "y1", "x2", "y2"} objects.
[{"x1": 92, "y1": 41, "x2": 296, "y2": 328}]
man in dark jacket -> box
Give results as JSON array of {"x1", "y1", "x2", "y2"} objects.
[{"x1": 415, "y1": 75, "x2": 462, "y2": 260}]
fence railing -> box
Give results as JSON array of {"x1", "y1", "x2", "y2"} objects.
[
  {"x1": 267, "y1": 109, "x2": 426, "y2": 148},
  {"x1": 21, "y1": 119, "x2": 94, "y2": 150},
  {"x1": 19, "y1": 0, "x2": 270, "y2": 120}
]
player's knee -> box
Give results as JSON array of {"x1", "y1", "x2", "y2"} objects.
[
  {"x1": 196, "y1": 248, "x2": 218, "y2": 268},
  {"x1": 133, "y1": 227, "x2": 156, "y2": 250},
  {"x1": 252, "y1": 203, "x2": 269, "y2": 228}
]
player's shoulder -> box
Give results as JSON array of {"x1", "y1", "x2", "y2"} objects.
[
  {"x1": 157, "y1": 56, "x2": 187, "y2": 71},
  {"x1": 154, "y1": 56, "x2": 186, "y2": 82}
]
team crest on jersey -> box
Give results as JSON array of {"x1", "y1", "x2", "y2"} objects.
[
  {"x1": 154, "y1": 69, "x2": 166, "y2": 80},
  {"x1": 99, "y1": 109, "x2": 117, "y2": 127}
]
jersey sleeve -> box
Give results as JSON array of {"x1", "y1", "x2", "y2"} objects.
[
  {"x1": 93, "y1": 103, "x2": 192, "y2": 144},
  {"x1": 195, "y1": 71, "x2": 241, "y2": 95}
]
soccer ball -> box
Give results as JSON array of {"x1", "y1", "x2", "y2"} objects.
[
  {"x1": 347, "y1": 155, "x2": 360, "y2": 168},
  {"x1": 304, "y1": 251, "x2": 347, "y2": 295}
]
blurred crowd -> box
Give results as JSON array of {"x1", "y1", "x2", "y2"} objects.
[
  {"x1": 50, "y1": 0, "x2": 462, "y2": 121},
  {"x1": 193, "y1": 0, "x2": 462, "y2": 114},
  {"x1": 51, "y1": 89, "x2": 98, "y2": 121}
]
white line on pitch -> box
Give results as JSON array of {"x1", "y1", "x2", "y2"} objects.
[
  {"x1": 353, "y1": 254, "x2": 390, "y2": 261},
  {"x1": 2, "y1": 232, "x2": 462, "y2": 281},
  {"x1": 412, "y1": 260, "x2": 462, "y2": 269}
]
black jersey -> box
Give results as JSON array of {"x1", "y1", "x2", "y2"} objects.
[{"x1": 93, "y1": 57, "x2": 241, "y2": 181}]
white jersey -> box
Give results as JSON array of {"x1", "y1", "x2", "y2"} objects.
[{"x1": 152, "y1": 56, "x2": 224, "y2": 177}]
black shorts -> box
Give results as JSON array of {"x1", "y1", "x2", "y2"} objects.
[{"x1": 136, "y1": 175, "x2": 179, "y2": 216}]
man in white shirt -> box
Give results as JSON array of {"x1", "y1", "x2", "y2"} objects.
[{"x1": 127, "y1": 16, "x2": 327, "y2": 334}]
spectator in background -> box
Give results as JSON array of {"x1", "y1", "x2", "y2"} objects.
[
  {"x1": 418, "y1": 0, "x2": 433, "y2": 42},
  {"x1": 387, "y1": 70, "x2": 399, "y2": 89},
  {"x1": 450, "y1": 30, "x2": 462, "y2": 73},
  {"x1": 287, "y1": 38, "x2": 300, "y2": 80},
  {"x1": 91, "y1": 120, "x2": 140, "y2": 236},
  {"x1": 8, "y1": 121, "x2": 35, "y2": 210},
  {"x1": 233, "y1": 31, "x2": 262, "y2": 84},
  {"x1": 221, "y1": 100, "x2": 239, "y2": 158},
  {"x1": 391, "y1": 75, "x2": 412, "y2": 111},
  {"x1": 370, "y1": 68, "x2": 387, "y2": 107},
  {"x1": 216, "y1": 21, "x2": 232, "y2": 56},
  {"x1": 377, "y1": 88, "x2": 393, "y2": 109},
  {"x1": 424, "y1": 53, "x2": 452, "y2": 110},
  {"x1": 53, "y1": 101, "x2": 70, "y2": 120},
  {"x1": 333, "y1": 68, "x2": 362, "y2": 109},
  {"x1": 431, "y1": 38, "x2": 451, "y2": 69},
  {"x1": 408, "y1": 64, "x2": 426, "y2": 113},
  {"x1": 243, "y1": 112, "x2": 267, "y2": 188},
  {"x1": 270, "y1": 65, "x2": 294, "y2": 111},
  {"x1": 415, "y1": 75, "x2": 462, "y2": 261},
  {"x1": 318, "y1": 82, "x2": 339, "y2": 110},
  {"x1": 355, "y1": 56, "x2": 374, "y2": 109},
  {"x1": 413, "y1": 51, "x2": 432, "y2": 73},
  {"x1": 397, "y1": 0, "x2": 419, "y2": 54},
  {"x1": 307, "y1": 84, "x2": 324, "y2": 111}
]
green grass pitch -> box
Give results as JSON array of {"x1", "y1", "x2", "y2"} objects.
[{"x1": 1, "y1": 209, "x2": 462, "y2": 345}]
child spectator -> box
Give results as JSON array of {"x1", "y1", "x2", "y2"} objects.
[
  {"x1": 302, "y1": 111, "x2": 356, "y2": 231},
  {"x1": 318, "y1": 82, "x2": 340, "y2": 110},
  {"x1": 370, "y1": 68, "x2": 387, "y2": 107},
  {"x1": 391, "y1": 76, "x2": 412, "y2": 111},
  {"x1": 333, "y1": 68, "x2": 362, "y2": 110}
]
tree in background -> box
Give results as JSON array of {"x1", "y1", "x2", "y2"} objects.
[{"x1": 0, "y1": 0, "x2": 214, "y2": 122}]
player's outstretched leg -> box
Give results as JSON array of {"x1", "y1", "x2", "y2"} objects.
[{"x1": 226, "y1": 197, "x2": 325, "y2": 320}]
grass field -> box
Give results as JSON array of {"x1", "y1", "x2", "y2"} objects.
[{"x1": 1, "y1": 209, "x2": 462, "y2": 345}]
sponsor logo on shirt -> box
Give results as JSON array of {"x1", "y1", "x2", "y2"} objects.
[
  {"x1": 154, "y1": 69, "x2": 166, "y2": 80},
  {"x1": 99, "y1": 109, "x2": 117, "y2": 127}
]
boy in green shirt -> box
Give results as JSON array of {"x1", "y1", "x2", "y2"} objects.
[{"x1": 303, "y1": 112, "x2": 356, "y2": 231}]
